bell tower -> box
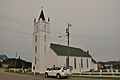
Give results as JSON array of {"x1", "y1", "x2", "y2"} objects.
[{"x1": 32, "y1": 9, "x2": 50, "y2": 73}]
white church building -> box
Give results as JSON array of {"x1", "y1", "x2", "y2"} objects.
[{"x1": 32, "y1": 10, "x2": 97, "y2": 73}]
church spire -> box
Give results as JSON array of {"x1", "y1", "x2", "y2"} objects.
[{"x1": 38, "y1": 7, "x2": 46, "y2": 21}]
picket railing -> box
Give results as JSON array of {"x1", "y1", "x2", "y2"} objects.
[
  {"x1": 79, "y1": 70, "x2": 120, "y2": 77},
  {"x1": 9, "y1": 68, "x2": 26, "y2": 74}
]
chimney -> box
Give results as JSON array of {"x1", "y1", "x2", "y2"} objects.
[{"x1": 87, "y1": 50, "x2": 89, "y2": 54}]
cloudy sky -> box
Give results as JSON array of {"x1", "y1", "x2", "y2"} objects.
[{"x1": 0, "y1": 0, "x2": 120, "y2": 62}]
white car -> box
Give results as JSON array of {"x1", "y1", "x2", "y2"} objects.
[{"x1": 45, "y1": 66, "x2": 69, "y2": 79}]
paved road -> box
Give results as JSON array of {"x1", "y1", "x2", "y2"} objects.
[{"x1": 0, "y1": 72, "x2": 115, "y2": 80}]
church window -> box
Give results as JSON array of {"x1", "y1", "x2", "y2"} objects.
[
  {"x1": 44, "y1": 23, "x2": 46, "y2": 30},
  {"x1": 66, "y1": 57, "x2": 69, "y2": 68},
  {"x1": 86, "y1": 59, "x2": 89, "y2": 68},
  {"x1": 44, "y1": 35, "x2": 46, "y2": 42},
  {"x1": 74, "y1": 58, "x2": 77, "y2": 69},
  {"x1": 81, "y1": 58, "x2": 83, "y2": 68},
  {"x1": 36, "y1": 25, "x2": 38, "y2": 30},
  {"x1": 35, "y1": 35, "x2": 37, "y2": 42},
  {"x1": 44, "y1": 45, "x2": 46, "y2": 53},
  {"x1": 35, "y1": 57, "x2": 36, "y2": 64},
  {"x1": 35, "y1": 46, "x2": 37, "y2": 53}
]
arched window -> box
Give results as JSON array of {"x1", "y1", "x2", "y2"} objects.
[
  {"x1": 86, "y1": 59, "x2": 89, "y2": 68},
  {"x1": 44, "y1": 45, "x2": 46, "y2": 53},
  {"x1": 44, "y1": 24, "x2": 46, "y2": 30},
  {"x1": 35, "y1": 57, "x2": 36, "y2": 64},
  {"x1": 81, "y1": 58, "x2": 83, "y2": 68},
  {"x1": 35, "y1": 46, "x2": 37, "y2": 53},
  {"x1": 35, "y1": 35, "x2": 37, "y2": 42},
  {"x1": 44, "y1": 35, "x2": 46, "y2": 42},
  {"x1": 74, "y1": 58, "x2": 77, "y2": 69},
  {"x1": 36, "y1": 25, "x2": 38, "y2": 30}
]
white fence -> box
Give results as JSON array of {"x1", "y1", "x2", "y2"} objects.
[
  {"x1": 9, "y1": 68, "x2": 28, "y2": 74},
  {"x1": 79, "y1": 70, "x2": 120, "y2": 77}
]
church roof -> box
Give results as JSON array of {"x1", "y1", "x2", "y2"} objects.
[
  {"x1": 50, "y1": 43, "x2": 91, "y2": 57},
  {"x1": 92, "y1": 58, "x2": 97, "y2": 63},
  {"x1": 38, "y1": 10, "x2": 45, "y2": 21}
]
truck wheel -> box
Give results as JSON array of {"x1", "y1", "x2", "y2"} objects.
[
  {"x1": 56, "y1": 74, "x2": 61, "y2": 79},
  {"x1": 45, "y1": 73, "x2": 49, "y2": 78}
]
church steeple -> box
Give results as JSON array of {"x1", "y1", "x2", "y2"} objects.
[{"x1": 38, "y1": 9, "x2": 46, "y2": 21}]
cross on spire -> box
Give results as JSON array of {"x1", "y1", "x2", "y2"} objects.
[{"x1": 41, "y1": 6, "x2": 43, "y2": 10}]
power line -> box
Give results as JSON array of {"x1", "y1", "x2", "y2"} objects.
[
  {"x1": 0, "y1": 15, "x2": 33, "y2": 28},
  {"x1": 0, "y1": 18, "x2": 32, "y2": 28},
  {"x1": 70, "y1": 34, "x2": 120, "y2": 42},
  {"x1": 0, "y1": 11, "x2": 32, "y2": 24},
  {"x1": 0, "y1": 14, "x2": 32, "y2": 25},
  {"x1": 0, "y1": 27, "x2": 32, "y2": 35},
  {"x1": 0, "y1": 11, "x2": 120, "y2": 42},
  {"x1": 52, "y1": 32, "x2": 120, "y2": 42},
  {"x1": 0, "y1": 27, "x2": 60, "y2": 41},
  {"x1": 58, "y1": 35, "x2": 67, "y2": 44},
  {"x1": 1, "y1": 26, "x2": 120, "y2": 42},
  {"x1": 0, "y1": 23, "x2": 120, "y2": 42}
]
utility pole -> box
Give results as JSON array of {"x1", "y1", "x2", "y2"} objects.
[
  {"x1": 15, "y1": 52, "x2": 17, "y2": 68},
  {"x1": 66, "y1": 23, "x2": 71, "y2": 68},
  {"x1": 16, "y1": 52, "x2": 17, "y2": 58}
]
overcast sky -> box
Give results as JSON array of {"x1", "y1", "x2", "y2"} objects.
[{"x1": 0, "y1": 0, "x2": 120, "y2": 62}]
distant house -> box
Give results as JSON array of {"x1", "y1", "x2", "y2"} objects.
[
  {"x1": 32, "y1": 9, "x2": 97, "y2": 73},
  {"x1": 97, "y1": 61, "x2": 105, "y2": 70},
  {"x1": 0, "y1": 54, "x2": 8, "y2": 61},
  {"x1": 98, "y1": 61, "x2": 120, "y2": 70}
]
